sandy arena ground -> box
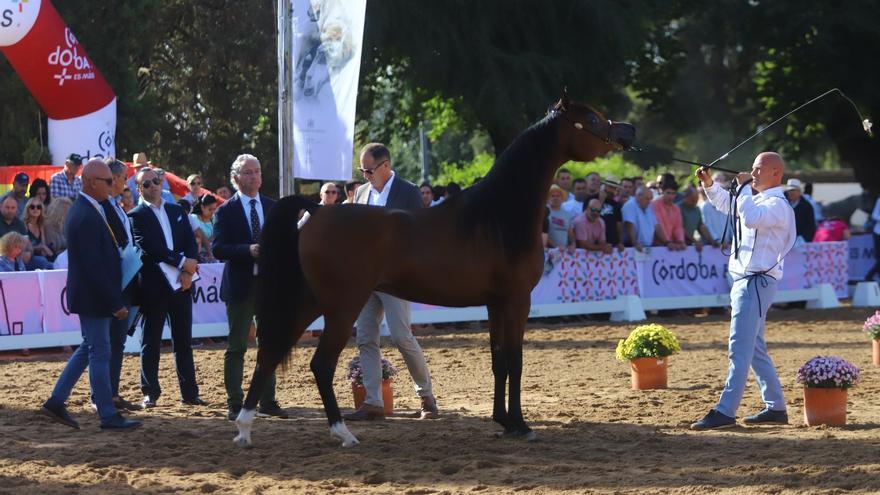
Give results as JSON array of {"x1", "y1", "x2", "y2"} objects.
[{"x1": 2, "y1": 306, "x2": 880, "y2": 494}]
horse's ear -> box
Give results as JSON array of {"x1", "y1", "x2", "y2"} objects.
[{"x1": 554, "y1": 87, "x2": 570, "y2": 112}]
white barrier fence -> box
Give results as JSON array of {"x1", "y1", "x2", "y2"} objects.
[{"x1": 0, "y1": 241, "x2": 857, "y2": 351}]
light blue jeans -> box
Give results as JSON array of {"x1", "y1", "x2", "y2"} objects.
[
  {"x1": 46, "y1": 315, "x2": 117, "y2": 421},
  {"x1": 716, "y1": 275, "x2": 785, "y2": 417}
]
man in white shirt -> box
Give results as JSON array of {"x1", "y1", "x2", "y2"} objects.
[
  {"x1": 691, "y1": 152, "x2": 796, "y2": 430},
  {"x1": 345, "y1": 143, "x2": 438, "y2": 421}
]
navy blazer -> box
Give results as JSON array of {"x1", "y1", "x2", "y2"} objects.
[
  {"x1": 65, "y1": 194, "x2": 123, "y2": 316},
  {"x1": 353, "y1": 174, "x2": 422, "y2": 212},
  {"x1": 129, "y1": 201, "x2": 199, "y2": 299},
  {"x1": 212, "y1": 193, "x2": 275, "y2": 303}
]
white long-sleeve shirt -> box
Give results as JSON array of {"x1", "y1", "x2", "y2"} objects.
[{"x1": 703, "y1": 182, "x2": 795, "y2": 280}]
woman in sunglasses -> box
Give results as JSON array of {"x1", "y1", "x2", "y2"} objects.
[{"x1": 22, "y1": 197, "x2": 54, "y2": 261}]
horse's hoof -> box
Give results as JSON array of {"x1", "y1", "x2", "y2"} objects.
[
  {"x1": 495, "y1": 429, "x2": 537, "y2": 442},
  {"x1": 329, "y1": 421, "x2": 360, "y2": 447},
  {"x1": 233, "y1": 434, "x2": 253, "y2": 449}
]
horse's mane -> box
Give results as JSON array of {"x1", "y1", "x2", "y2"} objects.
[{"x1": 450, "y1": 112, "x2": 561, "y2": 259}]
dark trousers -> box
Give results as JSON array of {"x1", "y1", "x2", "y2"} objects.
[
  {"x1": 109, "y1": 317, "x2": 127, "y2": 397},
  {"x1": 140, "y1": 290, "x2": 199, "y2": 401},
  {"x1": 866, "y1": 233, "x2": 880, "y2": 281},
  {"x1": 224, "y1": 295, "x2": 276, "y2": 408}
]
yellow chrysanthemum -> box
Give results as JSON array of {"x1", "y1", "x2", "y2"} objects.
[{"x1": 615, "y1": 323, "x2": 681, "y2": 361}]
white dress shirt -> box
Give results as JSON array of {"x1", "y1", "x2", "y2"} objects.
[
  {"x1": 368, "y1": 172, "x2": 396, "y2": 207},
  {"x1": 704, "y1": 182, "x2": 796, "y2": 280},
  {"x1": 147, "y1": 199, "x2": 174, "y2": 250},
  {"x1": 237, "y1": 191, "x2": 264, "y2": 229}
]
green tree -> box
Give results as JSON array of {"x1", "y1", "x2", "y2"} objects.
[{"x1": 360, "y1": 0, "x2": 652, "y2": 155}]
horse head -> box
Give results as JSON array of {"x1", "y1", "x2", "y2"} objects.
[{"x1": 552, "y1": 97, "x2": 637, "y2": 162}]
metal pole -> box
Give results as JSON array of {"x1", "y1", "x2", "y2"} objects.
[
  {"x1": 419, "y1": 123, "x2": 430, "y2": 184},
  {"x1": 277, "y1": 0, "x2": 295, "y2": 197}
]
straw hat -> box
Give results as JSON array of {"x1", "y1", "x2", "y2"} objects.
[{"x1": 132, "y1": 152, "x2": 150, "y2": 167}]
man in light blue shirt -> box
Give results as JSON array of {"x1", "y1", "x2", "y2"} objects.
[{"x1": 621, "y1": 186, "x2": 660, "y2": 251}]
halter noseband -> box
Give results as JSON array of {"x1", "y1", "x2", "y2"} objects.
[{"x1": 550, "y1": 107, "x2": 614, "y2": 144}]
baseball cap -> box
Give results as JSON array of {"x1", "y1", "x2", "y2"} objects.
[
  {"x1": 66, "y1": 153, "x2": 83, "y2": 165},
  {"x1": 784, "y1": 178, "x2": 803, "y2": 191},
  {"x1": 13, "y1": 172, "x2": 29, "y2": 184}
]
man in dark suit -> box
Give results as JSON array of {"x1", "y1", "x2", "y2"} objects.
[
  {"x1": 212, "y1": 154, "x2": 287, "y2": 421},
  {"x1": 41, "y1": 159, "x2": 141, "y2": 430},
  {"x1": 129, "y1": 168, "x2": 202, "y2": 408},
  {"x1": 344, "y1": 143, "x2": 439, "y2": 421},
  {"x1": 99, "y1": 158, "x2": 141, "y2": 411}
]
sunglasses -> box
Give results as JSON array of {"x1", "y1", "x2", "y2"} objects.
[
  {"x1": 95, "y1": 177, "x2": 113, "y2": 186},
  {"x1": 589, "y1": 208, "x2": 601, "y2": 213},
  {"x1": 359, "y1": 160, "x2": 388, "y2": 176},
  {"x1": 28, "y1": 204, "x2": 42, "y2": 211},
  {"x1": 324, "y1": 190, "x2": 338, "y2": 194},
  {"x1": 141, "y1": 178, "x2": 162, "y2": 188}
]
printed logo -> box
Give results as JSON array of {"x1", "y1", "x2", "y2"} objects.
[
  {"x1": 47, "y1": 27, "x2": 97, "y2": 86},
  {"x1": 0, "y1": 0, "x2": 40, "y2": 47}
]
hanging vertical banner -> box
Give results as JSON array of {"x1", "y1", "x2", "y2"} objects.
[
  {"x1": 0, "y1": 0, "x2": 117, "y2": 164},
  {"x1": 289, "y1": 0, "x2": 367, "y2": 180}
]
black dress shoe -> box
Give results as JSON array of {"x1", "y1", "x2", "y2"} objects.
[
  {"x1": 227, "y1": 405, "x2": 242, "y2": 421},
  {"x1": 181, "y1": 397, "x2": 207, "y2": 406},
  {"x1": 100, "y1": 413, "x2": 142, "y2": 430},
  {"x1": 257, "y1": 401, "x2": 289, "y2": 419},
  {"x1": 141, "y1": 396, "x2": 157, "y2": 409},
  {"x1": 41, "y1": 403, "x2": 80, "y2": 429},
  {"x1": 113, "y1": 397, "x2": 141, "y2": 411}
]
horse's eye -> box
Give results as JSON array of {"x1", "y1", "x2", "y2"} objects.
[{"x1": 588, "y1": 114, "x2": 600, "y2": 126}]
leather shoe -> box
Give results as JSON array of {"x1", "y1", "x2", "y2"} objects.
[
  {"x1": 227, "y1": 405, "x2": 242, "y2": 421},
  {"x1": 100, "y1": 413, "x2": 142, "y2": 430},
  {"x1": 743, "y1": 407, "x2": 788, "y2": 425},
  {"x1": 141, "y1": 396, "x2": 157, "y2": 409},
  {"x1": 181, "y1": 397, "x2": 207, "y2": 406},
  {"x1": 114, "y1": 397, "x2": 141, "y2": 411},
  {"x1": 257, "y1": 401, "x2": 289, "y2": 419},
  {"x1": 343, "y1": 403, "x2": 385, "y2": 421},
  {"x1": 41, "y1": 403, "x2": 80, "y2": 429},
  {"x1": 690, "y1": 409, "x2": 736, "y2": 430},
  {"x1": 413, "y1": 395, "x2": 439, "y2": 420}
]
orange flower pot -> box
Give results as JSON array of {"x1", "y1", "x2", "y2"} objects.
[
  {"x1": 873, "y1": 339, "x2": 880, "y2": 367},
  {"x1": 630, "y1": 357, "x2": 668, "y2": 390},
  {"x1": 352, "y1": 379, "x2": 394, "y2": 415},
  {"x1": 803, "y1": 387, "x2": 847, "y2": 426}
]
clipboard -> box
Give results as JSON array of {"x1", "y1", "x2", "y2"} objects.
[{"x1": 159, "y1": 262, "x2": 201, "y2": 292}]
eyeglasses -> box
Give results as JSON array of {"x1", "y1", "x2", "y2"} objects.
[
  {"x1": 359, "y1": 160, "x2": 388, "y2": 176},
  {"x1": 141, "y1": 178, "x2": 162, "y2": 188},
  {"x1": 95, "y1": 177, "x2": 113, "y2": 186},
  {"x1": 28, "y1": 204, "x2": 42, "y2": 211},
  {"x1": 589, "y1": 208, "x2": 601, "y2": 213}
]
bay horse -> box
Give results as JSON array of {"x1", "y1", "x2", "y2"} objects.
[{"x1": 233, "y1": 95, "x2": 636, "y2": 448}]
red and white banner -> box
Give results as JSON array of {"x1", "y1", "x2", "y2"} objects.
[
  {"x1": 289, "y1": 0, "x2": 367, "y2": 180},
  {"x1": 1, "y1": 0, "x2": 117, "y2": 164}
]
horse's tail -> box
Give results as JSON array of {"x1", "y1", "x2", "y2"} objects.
[{"x1": 255, "y1": 195, "x2": 319, "y2": 370}]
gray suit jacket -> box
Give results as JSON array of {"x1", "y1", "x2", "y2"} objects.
[{"x1": 353, "y1": 174, "x2": 422, "y2": 212}]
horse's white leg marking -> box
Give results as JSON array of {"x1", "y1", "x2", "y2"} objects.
[
  {"x1": 233, "y1": 408, "x2": 257, "y2": 448},
  {"x1": 329, "y1": 421, "x2": 359, "y2": 447}
]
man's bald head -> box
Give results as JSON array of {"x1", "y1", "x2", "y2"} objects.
[
  {"x1": 81, "y1": 158, "x2": 113, "y2": 200},
  {"x1": 751, "y1": 152, "x2": 785, "y2": 191}
]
